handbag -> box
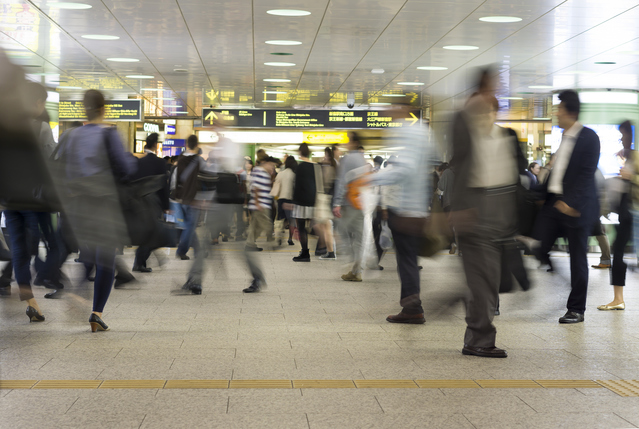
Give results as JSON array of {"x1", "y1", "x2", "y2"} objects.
[
  {"x1": 379, "y1": 220, "x2": 393, "y2": 250},
  {"x1": 215, "y1": 172, "x2": 246, "y2": 204}
]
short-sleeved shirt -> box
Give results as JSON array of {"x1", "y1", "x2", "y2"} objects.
[{"x1": 248, "y1": 166, "x2": 272, "y2": 210}]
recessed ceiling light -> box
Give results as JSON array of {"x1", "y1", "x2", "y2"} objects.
[
  {"x1": 265, "y1": 40, "x2": 302, "y2": 46},
  {"x1": 594, "y1": 61, "x2": 616, "y2": 65},
  {"x1": 417, "y1": 66, "x2": 448, "y2": 71},
  {"x1": 82, "y1": 35, "x2": 120, "y2": 40},
  {"x1": 267, "y1": 9, "x2": 311, "y2": 16},
  {"x1": 528, "y1": 85, "x2": 553, "y2": 89},
  {"x1": 499, "y1": 96, "x2": 523, "y2": 100},
  {"x1": 443, "y1": 45, "x2": 479, "y2": 50},
  {"x1": 152, "y1": 97, "x2": 175, "y2": 100},
  {"x1": 263, "y1": 100, "x2": 285, "y2": 103},
  {"x1": 532, "y1": 117, "x2": 551, "y2": 120},
  {"x1": 47, "y1": 2, "x2": 92, "y2": 9},
  {"x1": 264, "y1": 62, "x2": 295, "y2": 67},
  {"x1": 263, "y1": 91, "x2": 286, "y2": 94},
  {"x1": 107, "y1": 58, "x2": 139, "y2": 62},
  {"x1": 264, "y1": 78, "x2": 291, "y2": 82},
  {"x1": 57, "y1": 86, "x2": 83, "y2": 90},
  {"x1": 370, "y1": 102, "x2": 391, "y2": 105},
  {"x1": 371, "y1": 69, "x2": 385, "y2": 74},
  {"x1": 126, "y1": 74, "x2": 154, "y2": 79},
  {"x1": 397, "y1": 82, "x2": 424, "y2": 85},
  {"x1": 270, "y1": 52, "x2": 293, "y2": 56},
  {"x1": 381, "y1": 94, "x2": 406, "y2": 97},
  {"x1": 479, "y1": 16, "x2": 522, "y2": 23},
  {"x1": 174, "y1": 111, "x2": 189, "y2": 114}
]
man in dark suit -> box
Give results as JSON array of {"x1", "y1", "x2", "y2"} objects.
[
  {"x1": 535, "y1": 90, "x2": 600, "y2": 324},
  {"x1": 131, "y1": 133, "x2": 170, "y2": 272}
]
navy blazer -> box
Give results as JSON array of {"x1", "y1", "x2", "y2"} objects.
[
  {"x1": 546, "y1": 126, "x2": 600, "y2": 227},
  {"x1": 132, "y1": 152, "x2": 170, "y2": 211}
]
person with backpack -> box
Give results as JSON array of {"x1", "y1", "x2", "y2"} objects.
[{"x1": 172, "y1": 135, "x2": 203, "y2": 261}]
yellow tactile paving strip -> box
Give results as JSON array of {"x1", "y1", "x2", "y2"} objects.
[
  {"x1": 34, "y1": 380, "x2": 103, "y2": 389},
  {"x1": 416, "y1": 379, "x2": 480, "y2": 388},
  {"x1": 165, "y1": 380, "x2": 230, "y2": 389},
  {"x1": 0, "y1": 379, "x2": 635, "y2": 395},
  {"x1": 597, "y1": 380, "x2": 639, "y2": 397},
  {"x1": 477, "y1": 379, "x2": 542, "y2": 388}
]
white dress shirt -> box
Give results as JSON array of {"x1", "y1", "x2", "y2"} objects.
[{"x1": 548, "y1": 121, "x2": 583, "y2": 195}]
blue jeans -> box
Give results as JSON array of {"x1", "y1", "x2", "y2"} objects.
[
  {"x1": 81, "y1": 245, "x2": 116, "y2": 312},
  {"x1": 4, "y1": 210, "x2": 39, "y2": 301},
  {"x1": 177, "y1": 205, "x2": 200, "y2": 257}
]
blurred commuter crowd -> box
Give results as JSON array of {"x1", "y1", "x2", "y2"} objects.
[{"x1": 1, "y1": 52, "x2": 636, "y2": 357}]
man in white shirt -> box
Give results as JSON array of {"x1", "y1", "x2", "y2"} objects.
[{"x1": 534, "y1": 90, "x2": 601, "y2": 324}]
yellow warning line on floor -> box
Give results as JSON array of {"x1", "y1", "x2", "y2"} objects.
[{"x1": 0, "y1": 379, "x2": 633, "y2": 395}]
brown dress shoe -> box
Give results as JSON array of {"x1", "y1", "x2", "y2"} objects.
[
  {"x1": 591, "y1": 263, "x2": 611, "y2": 269},
  {"x1": 386, "y1": 312, "x2": 425, "y2": 324},
  {"x1": 462, "y1": 345, "x2": 507, "y2": 358}
]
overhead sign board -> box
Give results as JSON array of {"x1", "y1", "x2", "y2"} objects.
[
  {"x1": 202, "y1": 109, "x2": 421, "y2": 129},
  {"x1": 163, "y1": 139, "x2": 185, "y2": 147},
  {"x1": 59, "y1": 100, "x2": 142, "y2": 121}
]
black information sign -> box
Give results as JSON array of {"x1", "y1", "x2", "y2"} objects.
[
  {"x1": 202, "y1": 109, "x2": 420, "y2": 129},
  {"x1": 60, "y1": 100, "x2": 142, "y2": 121}
]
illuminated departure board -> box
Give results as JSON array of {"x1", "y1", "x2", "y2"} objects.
[
  {"x1": 202, "y1": 109, "x2": 420, "y2": 129},
  {"x1": 59, "y1": 100, "x2": 142, "y2": 121}
]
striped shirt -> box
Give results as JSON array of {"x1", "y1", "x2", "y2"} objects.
[{"x1": 248, "y1": 166, "x2": 273, "y2": 210}]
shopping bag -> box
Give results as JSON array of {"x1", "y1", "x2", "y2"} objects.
[{"x1": 380, "y1": 220, "x2": 393, "y2": 250}]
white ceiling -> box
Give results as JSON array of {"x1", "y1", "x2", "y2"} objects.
[{"x1": 2, "y1": 0, "x2": 639, "y2": 118}]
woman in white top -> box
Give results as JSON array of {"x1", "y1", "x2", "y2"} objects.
[{"x1": 271, "y1": 155, "x2": 297, "y2": 245}]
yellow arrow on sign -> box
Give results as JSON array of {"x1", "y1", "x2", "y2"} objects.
[
  {"x1": 404, "y1": 112, "x2": 418, "y2": 126},
  {"x1": 204, "y1": 110, "x2": 217, "y2": 124},
  {"x1": 206, "y1": 90, "x2": 217, "y2": 102}
]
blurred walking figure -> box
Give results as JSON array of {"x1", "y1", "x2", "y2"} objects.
[
  {"x1": 271, "y1": 155, "x2": 297, "y2": 246},
  {"x1": 316, "y1": 147, "x2": 337, "y2": 260},
  {"x1": 368, "y1": 106, "x2": 439, "y2": 322},
  {"x1": 332, "y1": 133, "x2": 367, "y2": 280},
  {"x1": 243, "y1": 156, "x2": 278, "y2": 293},
  {"x1": 598, "y1": 120, "x2": 634, "y2": 310},
  {"x1": 56, "y1": 89, "x2": 137, "y2": 331},
  {"x1": 449, "y1": 69, "x2": 519, "y2": 358},
  {"x1": 533, "y1": 90, "x2": 600, "y2": 324},
  {"x1": 172, "y1": 135, "x2": 203, "y2": 260},
  {"x1": 292, "y1": 143, "x2": 320, "y2": 263},
  {"x1": 131, "y1": 132, "x2": 170, "y2": 273}
]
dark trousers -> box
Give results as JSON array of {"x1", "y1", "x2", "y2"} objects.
[
  {"x1": 458, "y1": 189, "x2": 516, "y2": 348},
  {"x1": 4, "y1": 210, "x2": 39, "y2": 301},
  {"x1": 499, "y1": 244, "x2": 530, "y2": 293},
  {"x1": 34, "y1": 212, "x2": 60, "y2": 283},
  {"x1": 81, "y1": 245, "x2": 116, "y2": 313},
  {"x1": 536, "y1": 205, "x2": 590, "y2": 314},
  {"x1": 611, "y1": 194, "x2": 633, "y2": 286},
  {"x1": 372, "y1": 211, "x2": 384, "y2": 263},
  {"x1": 388, "y1": 211, "x2": 423, "y2": 314}
]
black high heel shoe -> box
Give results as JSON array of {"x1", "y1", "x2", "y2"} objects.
[
  {"x1": 26, "y1": 306, "x2": 45, "y2": 322},
  {"x1": 89, "y1": 313, "x2": 109, "y2": 332}
]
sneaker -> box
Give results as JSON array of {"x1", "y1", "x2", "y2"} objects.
[
  {"x1": 176, "y1": 253, "x2": 190, "y2": 260},
  {"x1": 243, "y1": 279, "x2": 262, "y2": 293},
  {"x1": 190, "y1": 284, "x2": 202, "y2": 295},
  {"x1": 341, "y1": 271, "x2": 362, "y2": 282},
  {"x1": 319, "y1": 252, "x2": 336, "y2": 260}
]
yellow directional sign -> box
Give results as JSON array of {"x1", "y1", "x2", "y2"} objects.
[
  {"x1": 205, "y1": 90, "x2": 217, "y2": 103},
  {"x1": 405, "y1": 112, "x2": 419, "y2": 126},
  {"x1": 204, "y1": 110, "x2": 218, "y2": 124}
]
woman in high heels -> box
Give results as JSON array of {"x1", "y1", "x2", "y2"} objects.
[
  {"x1": 55, "y1": 90, "x2": 137, "y2": 331},
  {"x1": 4, "y1": 210, "x2": 45, "y2": 322}
]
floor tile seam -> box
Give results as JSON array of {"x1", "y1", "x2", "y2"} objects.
[{"x1": 0, "y1": 378, "x2": 625, "y2": 391}]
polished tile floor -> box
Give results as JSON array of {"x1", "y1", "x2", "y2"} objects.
[{"x1": 1, "y1": 239, "x2": 639, "y2": 428}]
